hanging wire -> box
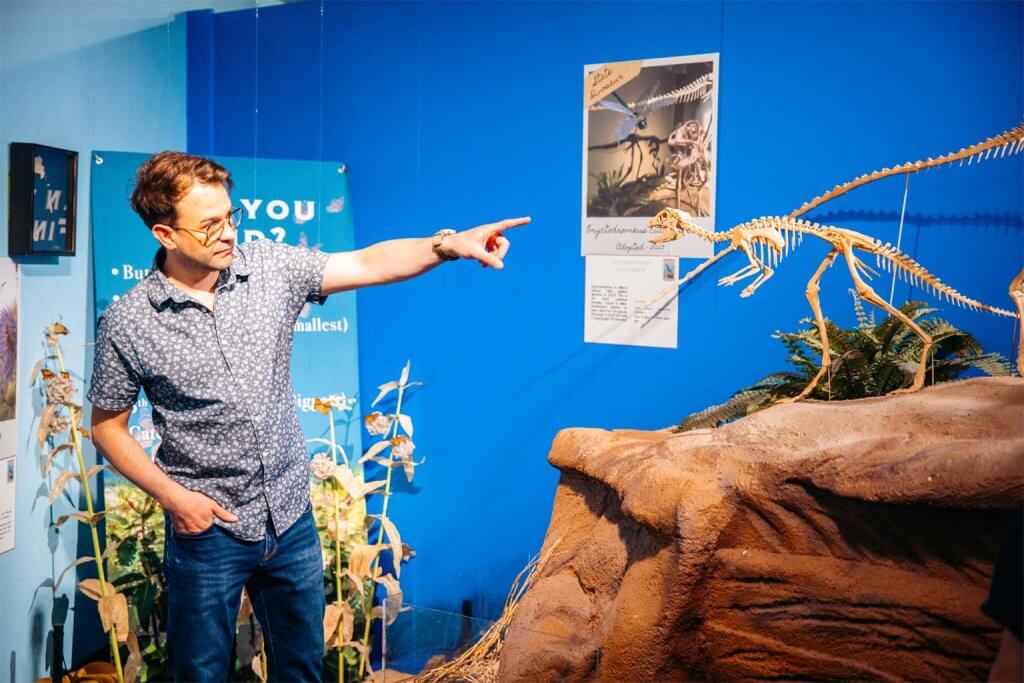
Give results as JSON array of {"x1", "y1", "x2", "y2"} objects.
[
  {"x1": 317, "y1": 0, "x2": 325, "y2": 248},
  {"x1": 889, "y1": 173, "x2": 912, "y2": 305},
  {"x1": 253, "y1": 0, "x2": 260, "y2": 205}
]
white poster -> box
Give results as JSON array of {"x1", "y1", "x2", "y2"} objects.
[
  {"x1": 0, "y1": 258, "x2": 17, "y2": 457},
  {"x1": 582, "y1": 53, "x2": 719, "y2": 257},
  {"x1": 584, "y1": 255, "x2": 679, "y2": 349},
  {"x1": 0, "y1": 456, "x2": 14, "y2": 554}
]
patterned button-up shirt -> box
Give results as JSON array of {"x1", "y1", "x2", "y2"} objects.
[{"x1": 88, "y1": 239, "x2": 330, "y2": 541}]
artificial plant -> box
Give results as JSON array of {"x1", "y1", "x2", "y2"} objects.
[{"x1": 680, "y1": 296, "x2": 1012, "y2": 431}]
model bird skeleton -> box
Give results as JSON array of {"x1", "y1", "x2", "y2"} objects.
[{"x1": 647, "y1": 123, "x2": 1024, "y2": 401}]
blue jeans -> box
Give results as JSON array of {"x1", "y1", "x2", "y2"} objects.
[{"x1": 163, "y1": 505, "x2": 325, "y2": 682}]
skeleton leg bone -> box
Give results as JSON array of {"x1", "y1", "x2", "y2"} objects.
[
  {"x1": 843, "y1": 246, "x2": 933, "y2": 394},
  {"x1": 778, "y1": 249, "x2": 840, "y2": 404},
  {"x1": 740, "y1": 249, "x2": 777, "y2": 298},
  {"x1": 718, "y1": 242, "x2": 762, "y2": 287},
  {"x1": 1010, "y1": 268, "x2": 1024, "y2": 375},
  {"x1": 718, "y1": 264, "x2": 759, "y2": 287}
]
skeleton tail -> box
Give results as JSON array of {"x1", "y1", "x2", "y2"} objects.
[
  {"x1": 631, "y1": 73, "x2": 714, "y2": 110},
  {"x1": 873, "y1": 243, "x2": 1017, "y2": 318},
  {"x1": 789, "y1": 123, "x2": 1024, "y2": 219}
]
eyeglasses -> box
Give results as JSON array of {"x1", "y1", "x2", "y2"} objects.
[{"x1": 168, "y1": 207, "x2": 243, "y2": 247}]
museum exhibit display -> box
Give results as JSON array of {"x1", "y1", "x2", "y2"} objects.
[{"x1": 1, "y1": 1, "x2": 1021, "y2": 682}]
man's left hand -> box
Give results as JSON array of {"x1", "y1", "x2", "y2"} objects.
[{"x1": 441, "y1": 216, "x2": 531, "y2": 269}]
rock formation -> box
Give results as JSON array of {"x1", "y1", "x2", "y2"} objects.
[{"x1": 499, "y1": 377, "x2": 1024, "y2": 681}]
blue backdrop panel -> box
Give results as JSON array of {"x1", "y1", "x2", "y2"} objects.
[
  {"x1": 185, "y1": 1, "x2": 1024, "y2": 661},
  {"x1": 90, "y1": 150, "x2": 361, "y2": 476}
]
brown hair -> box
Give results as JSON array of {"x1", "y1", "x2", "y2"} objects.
[{"x1": 130, "y1": 151, "x2": 233, "y2": 228}]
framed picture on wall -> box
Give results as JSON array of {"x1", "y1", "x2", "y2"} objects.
[
  {"x1": 8, "y1": 142, "x2": 78, "y2": 256},
  {"x1": 581, "y1": 53, "x2": 719, "y2": 258}
]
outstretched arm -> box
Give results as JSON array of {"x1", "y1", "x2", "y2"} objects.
[{"x1": 320, "y1": 216, "x2": 531, "y2": 295}]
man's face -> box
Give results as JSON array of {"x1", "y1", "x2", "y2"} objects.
[{"x1": 161, "y1": 181, "x2": 237, "y2": 271}]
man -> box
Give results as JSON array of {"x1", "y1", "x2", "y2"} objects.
[{"x1": 88, "y1": 151, "x2": 527, "y2": 681}]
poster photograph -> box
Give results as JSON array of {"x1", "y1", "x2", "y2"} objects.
[
  {"x1": 0, "y1": 258, "x2": 18, "y2": 455},
  {"x1": 582, "y1": 53, "x2": 719, "y2": 258}
]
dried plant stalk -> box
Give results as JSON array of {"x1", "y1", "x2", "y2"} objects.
[
  {"x1": 410, "y1": 540, "x2": 562, "y2": 683},
  {"x1": 41, "y1": 323, "x2": 126, "y2": 683}
]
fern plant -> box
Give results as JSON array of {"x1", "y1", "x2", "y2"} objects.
[
  {"x1": 588, "y1": 165, "x2": 672, "y2": 217},
  {"x1": 679, "y1": 294, "x2": 1012, "y2": 431}
]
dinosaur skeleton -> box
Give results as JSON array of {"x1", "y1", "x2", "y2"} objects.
[
  {"x1": 667, "y1": 119, "x2": 711, "y2": 214},
  {"x1": 647, "y1": 123, "x2": 1024, "y2": 400}
]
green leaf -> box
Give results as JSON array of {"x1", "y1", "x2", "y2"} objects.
[{"x1": 117, "y1": 539, "x2": 139, "y2": 567}]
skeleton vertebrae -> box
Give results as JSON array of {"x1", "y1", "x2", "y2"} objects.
[
  {"x1": 628, "y1": 73, "x2": 714, "y2": 111},
  {"x1": 790, "y1": 123, "x2": 1024, "y2": 220}
]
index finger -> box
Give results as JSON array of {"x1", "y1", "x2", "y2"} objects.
[{"x1": 492, "y1": 216, "x2": 531, "y2": 232}]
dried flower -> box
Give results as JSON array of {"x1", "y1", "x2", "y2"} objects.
[
  {"x1": 391, "y1": 435, "x2": 415, "y2": 460},
  {"x1": 364, "y1": 412, "x2": 394, "y2": 436},
  {"x1": 309, "y1": 452, "x2": 336, "y2": 481},
  {"x1": 314, "y1": 394, "x2": 357, "y2": 415},
  {"x1": 45, "y1": 372, "x2": 75, "y2": 405},
  {"x1": 48, "y1": 412, "x2": 71, "y2": 437}
]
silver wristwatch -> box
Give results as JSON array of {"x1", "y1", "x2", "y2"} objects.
[{"x1": 432, "y1": 228, "x2": 459, "y2": 261}]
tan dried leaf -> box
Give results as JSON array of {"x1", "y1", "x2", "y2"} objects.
[
  {"x1": 359, "y1": 440, "x2": 390, "y2": 464},
  {"x1": 55, "y1": 511, "x2": 90, "y2": 528},
  {"x1": 332, "y1": 463, "x2": 360, "y2": 499},
  {"x1": 78, "y1": 578, "x2": 116, "y2": 601},
  {"x1": 326, "y1": 517, "x2": 349, "y2": 543},
  {"x1": 342, "y1": 569, "x2": 365, "y2": 596},
  {"x1": 399, "y1": 361, "x2": 410, "y2": 388},
  {"x1": 337, "y1": 602, "x2": 354, "y2": 646},
  {"x1": 400, "y1": 454, "x2": 415, "y2": 484},
  {"x1": 375, "y1": 515, "x2": 405, "y2": 578},
  {"x1": 323, "y1": 602, "x2": 343, "y2": 647},
  {"x1": 124, "y1": 632, "x2": 142, "y2": 683},
  {"x1": 55, "y1": 555, "x2": 96, "y2": 591},
  {"x1": 348, "y1": 543, "x2": 382, "y2": 580},
  {"x1": 30, "y1": 360, "x2": 44, "y2": 384},
  {"x1": 371, "y1": 381, "x2": 399, "y2": 408},
  {"x1": 74, "y1": 463, "x2": 109, "y2": 481},
  {"x1": 333, "y1": 464, "x2": 388, "y2": 501},
  {"x1": 49, "y1": 470, "x2": 76, "y2": 504},
  {"x1": 98, "y1": 592, "x2": 129, "y2": 642},
  {"x1": 43, "y1": 443, "x2": 74, "y2": 476},
  {"x1": 252, "y1": 654, "x2": 266, "y2": 682},
  {"x1": 397, "y1": 414, "x2": 413, "y2": 437},
  {"x1": 37, "y1": 404, "x2": 58, "y2": 446},
  {"x1": 372, "y1": 575, "x2": 406, "y2": 625},
  {"x1": 363, "y1": 479, "x2": 388, "y2": 496},
  {"x1": 237, "y1": 590, "x2": 254, "y2": 626},
  {"x1": 101, "y1": 538, "x2": 123, "y2": 561}
]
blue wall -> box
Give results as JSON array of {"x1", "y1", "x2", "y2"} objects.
[{"x1": 187, "y1": 0, "x2": 1023, "y2": 639}]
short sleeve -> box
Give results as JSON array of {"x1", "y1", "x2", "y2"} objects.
[
  {"x1": 87, "y1": 313, "x2": 142, "y2": 411},
  {"x1": 264, "y1": 240, "x2": 331, "y2": 308}
]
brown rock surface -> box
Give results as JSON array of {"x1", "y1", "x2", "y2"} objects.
[{"x1": 499, "y1": 377, "x2": 1024, "y2": 682}]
